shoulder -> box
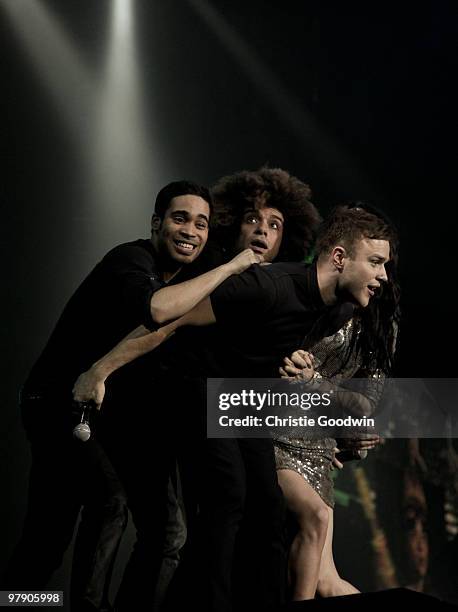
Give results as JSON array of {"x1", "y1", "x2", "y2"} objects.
[
  {"x1": 260, "y1": 261, "x2": 310, "y2": 293},
  {"x1": 263, "y1": 261, "x2": 309, "y2": 280},
  {"x1": 211, "y1": 264, "x2": 278, "y2": 311},
  {"x1": 102, "y1": 239, "x2": 155, "y2": 263},
  {"x1": 98, "y1": 239, "x2": 161, "y2": 279}
]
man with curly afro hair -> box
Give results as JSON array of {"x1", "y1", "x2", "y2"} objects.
[
  {"x1": 211, "y1": 167, "x2": 321, "y2": 263},
  {"x1": 70, "y1": 167, "x2": 322, "y2": 612}
]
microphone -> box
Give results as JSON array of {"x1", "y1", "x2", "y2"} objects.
[{"x1": 72, "y1": 401, "x2": 94, "y2": 442}]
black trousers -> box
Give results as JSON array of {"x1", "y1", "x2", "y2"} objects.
[
  {"x1": 3, "y1": 393, "x2": 128, "y2": 612},
  {"x1": 206, "y1": 438, "x2": 286, "y2": 612},
  {"x1": 95, "y1": 384, "x2": 176, "y2": 612},
  {"x1": 169, "y1": 380, "x2": 287, "y2": 612}
]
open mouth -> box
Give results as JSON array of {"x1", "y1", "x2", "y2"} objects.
[
  {"x1": 367, "y1": 284, "x2": 380, "y2": 297},
  {"x1": 250, "y1": 239, "x2": 268, "y2": 253},
  {"x1": 174, "y1": 239, "x2": 197, "y2": 254}
]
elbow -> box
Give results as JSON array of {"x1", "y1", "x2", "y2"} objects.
[
  {"x1": 347, "y1": 395, "x2": 374, "y2": 418},
  {"x1": 359, "y1": 399, "x2": 375, "y2": 418},
  {"x1": 150, "y1": 305, "x2": 168, "y2": 325}
]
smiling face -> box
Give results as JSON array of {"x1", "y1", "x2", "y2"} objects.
[
  {"x1": 235, "y1": 205, "x2": 284, "y2": 262},
  {"x1": 337, "y1": 237, "x2": 390, "y2": 307},
  {"x1": 152, "y1": 194, "x2": 210, "y2": 267}
]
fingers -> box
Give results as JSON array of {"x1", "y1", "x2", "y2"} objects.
[
  {"x1": 243, "y1": 248, "x2": 263, "y2": 264},
  {"x1": 278, "y1": 364, "x2": 313, "y2": 381},
  {"x1": 332, "y1": 448, "x2": 344, "y2": 470},
  {"x1": 278, "y1": 352, "x2": 315, "y2": 382},
  {"x1": 283, "y1": 364, "x2": 308, "y2": 377},
  {"x1": 342, "y1": 434, "x2": 380, "y2": 451},
  {"x1": 289, "y1": 350, "x2": 314, "y2": 369},
  {"x1": 279, "y1": 350, "x2": 316, "y2": 382},
  {"x1": 230, "y1": 249, "x2": 265, "y2": 274}
]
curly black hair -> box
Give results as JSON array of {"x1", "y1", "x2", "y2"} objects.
[{"x1": 211, "y1": 167, "x2": 321, "y2": 262}]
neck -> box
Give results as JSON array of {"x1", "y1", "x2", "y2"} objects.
[
  {"x1": 150, "y1": 237, "x2": 182, "y2": 283},
  {"x1": 316, "y1": 259, "x2": 339, "y2": 305}
]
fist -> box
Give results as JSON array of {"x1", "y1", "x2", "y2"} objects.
[{"x1": 227, "y1": 249, "x2": 264, "y2": 275}]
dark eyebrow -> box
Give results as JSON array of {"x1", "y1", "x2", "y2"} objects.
[
  {"x1": 371, "y1": 254, "x2": 389, "y2": 262},
  {"x1": 172, "y1": 209, "x2": 209, "y2": 223},
  {"x1": 243, "y1": 208, "x2": 284, "y2": 222}
]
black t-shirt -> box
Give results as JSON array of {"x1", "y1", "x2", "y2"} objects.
[
  {"x1": 24, "y1": 239, "x2": 164, "y2": 395},
  {"x1": 210, "y1": 262, "x2": 329, "y2": 377},
  {"x1": 161, "y1": 262, "x2": 347, "y2": 379}
]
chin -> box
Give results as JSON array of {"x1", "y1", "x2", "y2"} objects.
[
  {"x1": 179, "y1": 253, "x2": 198, "y2": 264},
  {"x1": 356, "y1": 294, "x2": 370, "y2": 308},
  {"x1": 170, "y1": 246, "x2": 200, "y2": 264}
]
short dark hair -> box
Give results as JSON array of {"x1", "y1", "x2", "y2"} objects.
[
  {"x1": 318, "y1": 203, "x2": 401, "y2": 375},
  {"x1": 316, "y1": 205, "x2": 396, "y2": 258},
  {"x1": 211, "y1": 167, "x2": 321, "y2": 261},
  {"x1": 154, "y1": 180, "x2": 213, "y2": 220}
]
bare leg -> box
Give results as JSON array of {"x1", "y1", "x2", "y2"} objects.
[
  {"x1": 317, "y1": 507, "x2": 359, "y2": 597},
  {"x1": 277, "y1": 469, "x2": 329, "y2": 600}
]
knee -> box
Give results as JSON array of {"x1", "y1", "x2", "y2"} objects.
[
  {"x1": 105, "y1": 492, "x2": 128, "y2": 527},
  {"x1": 316, "y1": 576, "x2": 333, "y2": 597},
  {"x1": 163, "y1": 506, "x2": 187, "y2": 556},
  {"x1": 84, "y1": 490, "x2": 128, "y2": 529},
  {"x1": 299, "y1": 505, "x2": 329, "y2": 544}
]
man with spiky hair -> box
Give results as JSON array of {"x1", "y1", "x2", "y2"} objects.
[{"x1": 171, "y1": 203, "x2": 396, "y2": 611}]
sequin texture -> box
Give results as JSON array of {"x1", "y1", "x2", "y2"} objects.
[{"x1": 273, "y1": 319, "x2": 364, "y2": 509}]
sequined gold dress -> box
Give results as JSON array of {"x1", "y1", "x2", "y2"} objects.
[{"x1": 274, "y1": 319, "x2": 364, "y2": 508}]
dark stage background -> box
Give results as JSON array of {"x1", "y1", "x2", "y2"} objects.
[{"x1": 1, "y1": 1, "x2": 457, "y2": 608}]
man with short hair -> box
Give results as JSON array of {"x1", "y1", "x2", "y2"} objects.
[
  {"x1": 3, "y1": 180, "x2": 258, "y2": 612},
  {"x1": 165, "y1": 204, "x2": 394, "y2": 611}
]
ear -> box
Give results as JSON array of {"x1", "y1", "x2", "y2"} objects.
[
  {"x1": 151, "y1": 214, "x2": 161, "y2": 232},
  {"x1": 331, "y1": 245, "x2": 347, "y2": 271}
]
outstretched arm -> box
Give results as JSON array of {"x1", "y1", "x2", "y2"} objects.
[
  {"x1": 73, "y1": 244, "x2": 254, "y2": 409},
  {"x1": 73, "y1": 298, "x2": 216, "y2": 409},
  {"x1": 151, "y1": 249, "x2": 261, "y2": 324}
]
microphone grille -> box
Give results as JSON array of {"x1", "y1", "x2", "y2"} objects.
[{"x1": 73, "y1": 422, "x2": 91, "y2": 442}]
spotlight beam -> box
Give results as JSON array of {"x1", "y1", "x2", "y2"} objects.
[
  {"x1": 187, "y1": 0, "x2": 372, "y2": 192},
  {"x1": 2, "y1": 0, "x2": 96, "y2": 146},
  {"x1": 89, "y1": 0, "x2": 158, "y2": 237}
]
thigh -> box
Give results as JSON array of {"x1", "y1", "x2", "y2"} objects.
[
  {"x1": 22, "y1": 396, "x2": 83, "y2": 531},
  {"x1": 77, "y1": 436, "x2": 126, "y2": 505},
  {"x1": 277, "y1": 468, "x2": 328, "y2": 527}
]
